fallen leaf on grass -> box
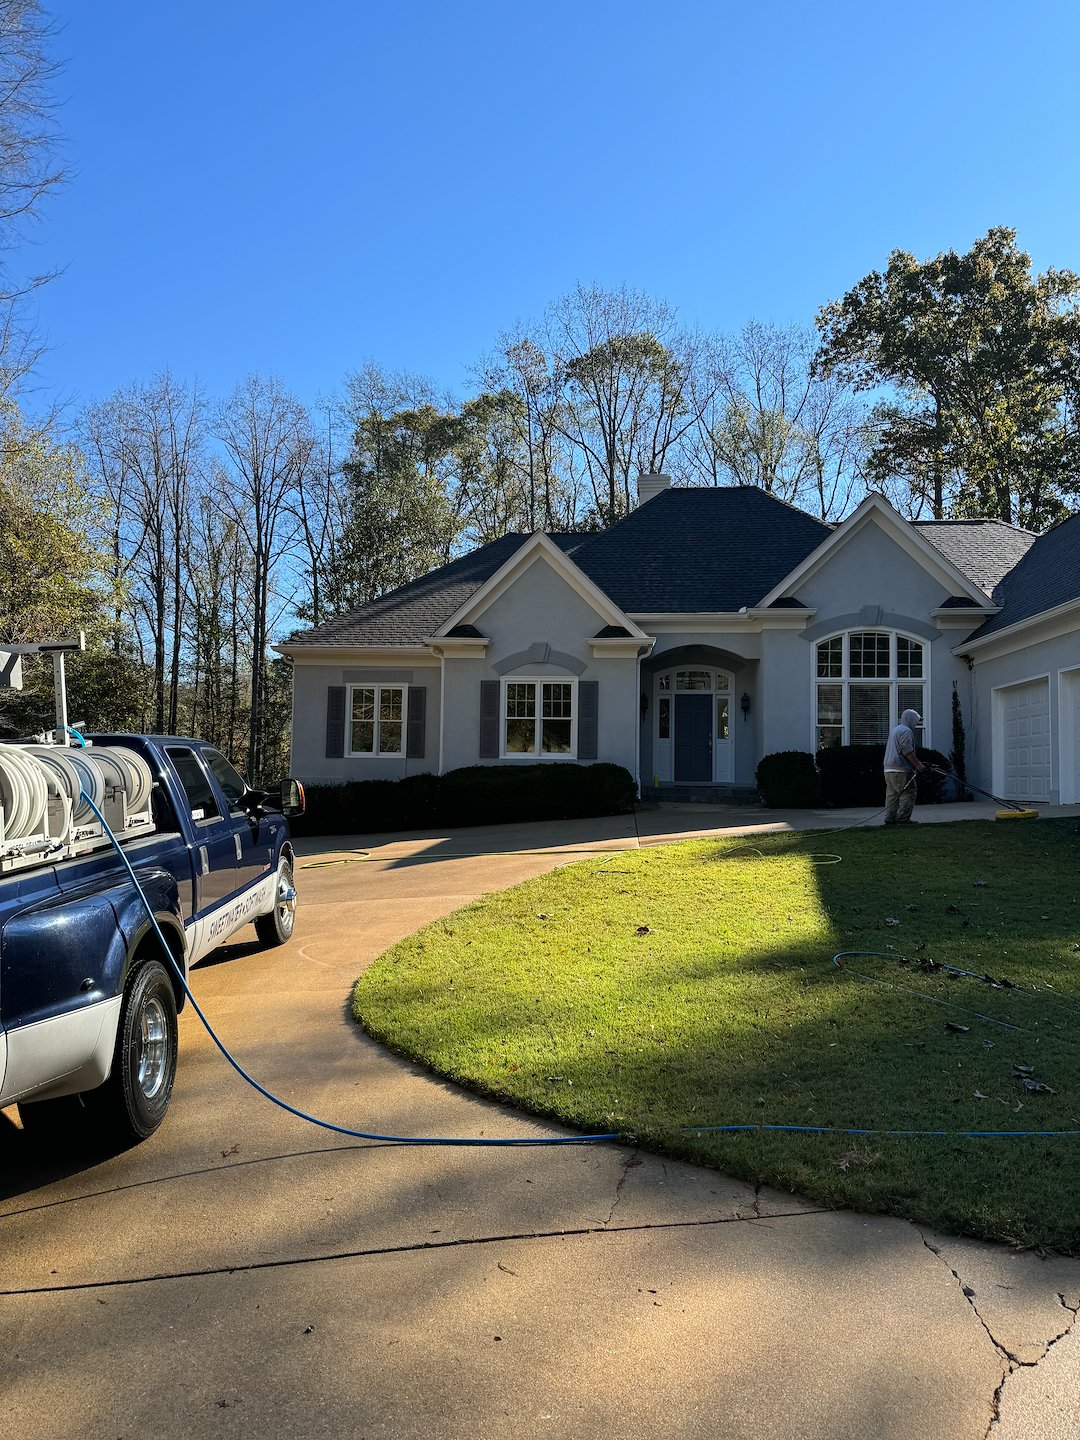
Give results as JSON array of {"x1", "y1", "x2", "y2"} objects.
[
  {"x1": 635, "y1": 925, "x2": 652, "y2": 935},
  {"x1": 974, "y1": 1090, "x2": 988, "y2": 1100},
  {"x1": 884, "y1": 917, "x2": 900, "y2": 927},
  {"x1": 1021, "y1": 1079, "x2": 1056, "y2": 1094},
  {"x1": 945, "y1": 1022, "x2": 970, "y2": 1034}
]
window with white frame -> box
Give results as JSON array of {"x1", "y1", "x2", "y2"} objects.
[
  {"x1": 814, "y1": 631, "x2": 925, "y2": 749},
  {"x1": 348, "y1": 684, "x2": 406, "y2": 755},
  {"x1": 502, "y1": 678, "x2": 576, "y2": 756}
]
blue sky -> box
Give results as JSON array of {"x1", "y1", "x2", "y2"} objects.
[{"x1": 30, "y1": 0, "x2": 1080, "y2": 415}]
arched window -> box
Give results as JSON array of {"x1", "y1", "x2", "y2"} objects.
[{"x1": 815, "y1": 631, "x2": 925, "y2": 748}]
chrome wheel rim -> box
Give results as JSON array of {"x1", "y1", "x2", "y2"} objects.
[
  {"x1": 138, "y1": 996, "x2": 169, "y2": 1100},
  {"x1": 277, "y1": 873, "x2": 296, "y2": 933}
]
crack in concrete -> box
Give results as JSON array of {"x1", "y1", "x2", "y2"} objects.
[
  {"x1": 915, "y1": 1228, "x2": 1080, "y2": 1438},
  {"x1": 603, "y1": 1151, "x2": 638, "y2": 1226},
  {"x1": 0, "y1": 1205, "x2": 829, "y2": 1298}
]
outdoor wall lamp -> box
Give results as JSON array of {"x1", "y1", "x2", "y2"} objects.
[
  {"x1": 640, "y1": 692, "x2": 649, "y2": 719},
  {"x1": 740, "y1": 692, "x2": 751, "y2": 720}
]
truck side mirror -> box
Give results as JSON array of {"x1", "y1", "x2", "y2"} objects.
[{"x1": 279, "y1": 778, "x2": 305, "y2": 817}]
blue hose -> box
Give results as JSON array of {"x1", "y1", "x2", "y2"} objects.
[
  {"x1": 81, "y1": 791, "x2": 618, "y2": 1146},
  {"x1": 81, "y1": 788, "x2": 1080, "y2": 1146}
]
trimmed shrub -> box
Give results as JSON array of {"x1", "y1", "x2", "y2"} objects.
[
  {"x1": 756, "y1": 751, "x2": 819, "y2": 808},
  {"x1": 290, "y1": 773, "x2": 439, "y2": 837},
  {"x1": 437, "y1": 762, "x2": 637, "y2": 828},
  {"x1": 291, "y1": 763, "x2": 636, "y2": 837},
  {"x1": 816, "y1": 743, "x2": 951, "y2": 806}
]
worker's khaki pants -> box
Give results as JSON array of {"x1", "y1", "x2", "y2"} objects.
[{"x1": 884, "y1": 771, "x2": 916, "y2": 824}]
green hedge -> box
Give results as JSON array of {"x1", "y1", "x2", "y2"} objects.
[
  {"x1": 291, "y1": 762, "x2": 637, "y2": 837},
  {"x1": 755, "y1": 751, "x2": 819, "y2": 807},
  {"x1": 815, "y1": 744, "x2": 950, "y2": 806}
]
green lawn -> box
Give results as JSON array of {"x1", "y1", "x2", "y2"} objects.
[{"x1": 352, "y1": 819, "x2": 1080, "y2": 1251}]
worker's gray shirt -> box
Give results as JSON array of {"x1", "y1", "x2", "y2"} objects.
[{"x1": 884, "y1": 723, "x2": 916, "y2": 773}]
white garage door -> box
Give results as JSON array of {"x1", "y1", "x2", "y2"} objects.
[
  {"x1": 1063, "y1": 670, "x2": 1080, "y2": 805},
  {"x1": 1001, "y1": 679, "x2": 1051, "y2": 802}
]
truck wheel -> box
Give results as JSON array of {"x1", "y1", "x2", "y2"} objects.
[
  {"x1": 254, "y1": 857, "x2": 296, "y2": 948},
  {"x1": 90, "y1": 960, "x2": 178, "y2": 1144}
]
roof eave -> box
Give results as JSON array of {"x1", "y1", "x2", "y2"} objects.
[
  {"x1": 275, "y1": 642, "x2": 436, "y2": 659},
  {"x1": 953, "y1": 597, "x2": 1080, "y2": 657}
]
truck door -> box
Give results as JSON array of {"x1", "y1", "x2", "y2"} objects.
[
  {"x1": 202, "y1": 748, "x2": 270, "y2": 891},
  {"x1": 164, "y1": 746, "x2": 239, "y2": 915}
]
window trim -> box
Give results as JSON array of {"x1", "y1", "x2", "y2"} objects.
[
  {"x1": 812, "y1": 631, "x2": 929, "y2": 750},
  {"x1": 499, "y1": 676, "x2": 579, "y2": 760},
  {"x1": 346, "y1": 683, "x2": 409, "y2": 758}
]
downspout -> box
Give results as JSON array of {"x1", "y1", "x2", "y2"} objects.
[
  {"x1": 433, "y1": 646, "x2": 446, "y2": 776},
  {"x1": 635, "y1": 645, "x2": 651, "y2": 797}
]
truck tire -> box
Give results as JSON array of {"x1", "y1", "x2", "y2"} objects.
[
  {"x1": 90, "y1": 959, "x2": 178, "y2": 1144},
  {"x1": 254, "y1": 857, "x2": 296, "y2": 948}
]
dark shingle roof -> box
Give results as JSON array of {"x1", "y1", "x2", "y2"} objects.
[
  {"x1": 914, "y1": 519, "x2": 1036, "y2": 596},
  {"x1": 965, "y1": 512, "x2": 1080, "y2": 640},
  {"x1": 285, "y1": 533, "x2": 583, "y2": 647},
  {"x1": 283, "y1": 488, "x2": 1076, "y2": 652},
  {"x1": 570, "y1": 487, "x2": 833, "y2": 611}
]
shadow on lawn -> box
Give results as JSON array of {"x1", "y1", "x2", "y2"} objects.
[
  {"x1": 661, "y1": 818, "x2": 1080, "y2": 1247},
  {"x1": 357, "y1": 818, "x2": 1080, "y2": 1250}
]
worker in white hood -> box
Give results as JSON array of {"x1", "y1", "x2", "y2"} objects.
[{"x1": 883, "y1": 708, "x2": 926, "y2": 825}]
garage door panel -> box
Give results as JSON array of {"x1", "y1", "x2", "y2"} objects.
[{"x1": 1000, "y1": 679, "x2": 1051, "y2": 803}]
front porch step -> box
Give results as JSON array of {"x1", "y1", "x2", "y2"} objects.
[{"x1": 640, "y1": 783, "x2": 760, "y2": 806}]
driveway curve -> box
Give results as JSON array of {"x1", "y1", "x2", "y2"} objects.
[{"x1": 2, "y1": 810, "x2": 1078, "y2": 1440}]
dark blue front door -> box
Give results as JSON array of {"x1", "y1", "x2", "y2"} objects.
[{"x1": 674, "y1": 694, "x2": 712, "y2": 782}]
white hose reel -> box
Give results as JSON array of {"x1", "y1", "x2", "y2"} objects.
[{"x1": 0, "y1": 742, "x2": 155, "y2": 842}]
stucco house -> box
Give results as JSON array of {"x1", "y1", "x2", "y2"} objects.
[{"x1": 278, "y1": 476, "x2": 1080, "y2": 807}]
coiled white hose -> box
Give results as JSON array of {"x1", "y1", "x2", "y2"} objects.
[
  {"x1": 0, "y1": 745, "x2": 51, "y2": 839},
  {"x1": 91, "y1": 745, "x2": 154, "y2": 814},
  {"x1": 2, "y1": 742, "x2": 154, "y2": 840},
  {"x1": 23, "y1": 746, "x2": 96, "y2": 825}
]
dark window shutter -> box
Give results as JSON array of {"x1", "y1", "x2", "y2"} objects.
[
  {"x1": 479, "y1": 680, "x2": 500, "y2": 758},
  {"x1": 406, "y1": 686, "x2": 427, "y2": 758},
  {"x1": 578, "y1": 681, "x2": 598, "y2": 760},
  {"x1": 326, "y1": 686, "x2": 346, "y2": 758}
]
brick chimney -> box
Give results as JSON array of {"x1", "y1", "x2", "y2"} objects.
[{"x1": 636, "y1": 472, "x2": 672, "y2": 507}]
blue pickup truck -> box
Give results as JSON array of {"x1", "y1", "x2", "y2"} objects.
[{"x1": 0, "y1": 734, "x2": 303, "y2": 1145}]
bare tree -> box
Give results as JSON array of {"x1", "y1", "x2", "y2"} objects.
[
  {"x1": 546, "y1": 284, "x2": 693, "y2": 523},
  {"x1": 289, "y1": 397, "x2": 343, "y2": 628},
  {"x1": 0, "y1": 0, "x2": 66, "y2": 398},
  {"x1": 83, "y1": 374, "x2": 205, "y2": 732},
  {"x1": 683, "y1": 322, "x2": 865, "y2": 519},
  {"x1": 216, "y1": 374, "x2": 310, "y2": 779}
]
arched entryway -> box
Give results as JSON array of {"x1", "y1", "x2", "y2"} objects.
[{"x1": 640, "y1": 644, "x2": 756, "y2": 792}]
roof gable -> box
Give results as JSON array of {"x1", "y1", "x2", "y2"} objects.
[
  {"x1": 757, "y1": 494, "x2": 991, "y2": 609},
  {"x1": 435, "y1": 531, "x2": 649, "y2": 638}
]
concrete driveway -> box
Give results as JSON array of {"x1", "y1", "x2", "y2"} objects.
[{"x1": 2, "y1": 805, "x2": 1079, "y2": 1439}]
